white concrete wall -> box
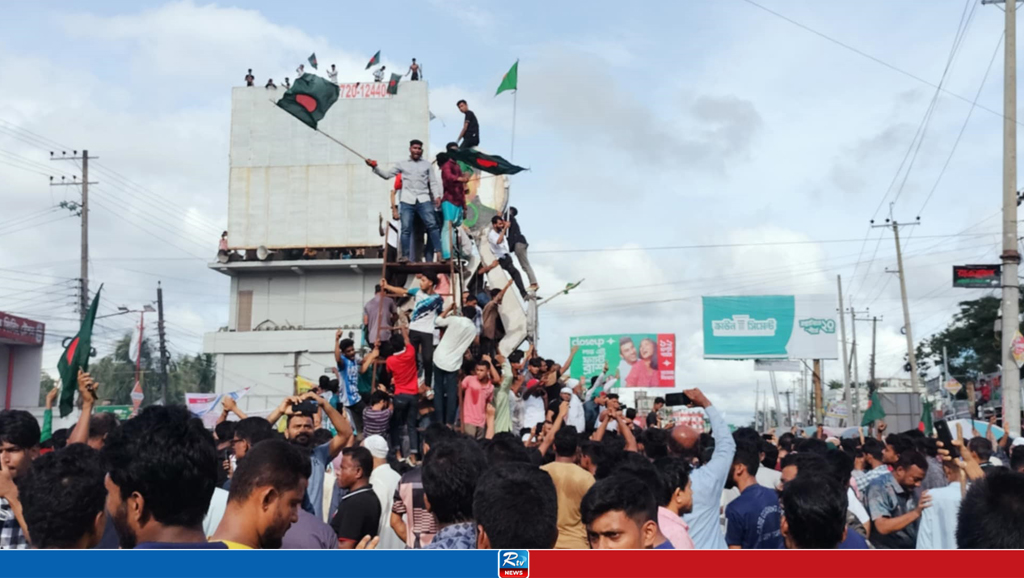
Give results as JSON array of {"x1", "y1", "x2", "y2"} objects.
[
  {"x1": 11, "y1": 345, "x2": 42, "y2": 408},
  {"x1": 228, "y1": 82, "x2": 430, "y2": 249},
  {"x1": 230, "y1": 269, "x2": 374, "y2": 330},
  {"x1": 2, "y1": 343, "x2": 43, "y2": 410},
  {"x1": 205, "y1": 266, "x2": 376, "y2": 406}
]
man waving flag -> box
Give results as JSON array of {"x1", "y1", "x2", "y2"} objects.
[
  {"x1": 57, "y1": 286, "x2": 102, "y2": 417},
  {"x1": 276, "y1": 73, "x2": 340, "y2": 130}
]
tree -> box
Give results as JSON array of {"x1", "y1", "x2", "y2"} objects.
[
  {"x1": 916, "y1": 295, "x2": 1022, "y2": 379},
  {"x1": 826, "y1": 379, "x2": 843, "y2": 391},
  {"x1": 58, "y1": 332, "x2": 215, "y2": 407},
  {"x1": 38, "y1": 373, "x2": 57, "y2": 406}
]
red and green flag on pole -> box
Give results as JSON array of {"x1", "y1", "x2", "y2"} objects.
[
  {"x1": 276, "y1": 73, "x2": 340, "y2": 130},
  {"x1": 860, "y1": 389, "x2": 886, "y2": 427},
  {"x1": 308, "y1": 53, "x2": 318, "y2": 69},
  {"x1": 387, "y1": 73, "x2": 401, "y2": 95},
  {"x1": 365, "y1": 50, "x2": 381, "y2": 70},
  {"x1": 446, "y1": 148, "x2": 526, "y2": 175},
  {"x1": 57, "y1": 286, "x2": 102, "y2": 417},
  {"x1": 918, "y1": 399, "x2": 934, "y2": 435},
  {"x1": 496, "y1": 60, "x2": 518, "y2": 95}
]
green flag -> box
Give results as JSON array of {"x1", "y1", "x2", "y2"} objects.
[
  {"x1": 276, "y1": 73, "x2": 340, "y2": 130},
  {"x1": 447, "y1": 148, "x2": 526, "y2": 175},
  {"x1": 57, "y1": 286, "x2": 102, "y2": 417},
  {"x1": 861, "y1": 389, "x2": 886, "y2": 427},
  {"x1": 496, "y1": 61, "x2": 518, "y2": 96},
  {"x1": 387, "y1": 73, "x2": 401, "y2": 95},
  {"x1": 918, "y1": 400, "x2": 934, "y2": 436},
  {"x1": 365, "y1": 50, "x2": 381, "y2": 70},
  {"x1": 308, "y1": 53, "x2": 318, "y2": 69}
]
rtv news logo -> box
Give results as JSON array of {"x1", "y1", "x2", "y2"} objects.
[{"x1": 497, "y1": 550, "x2": 529, "y2": 578}]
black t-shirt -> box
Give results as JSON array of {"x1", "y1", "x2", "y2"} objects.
[
  {"x1": 646, "y1": 411, "x2": 658, "y2": 427},
  {"x1": 331, "y1": 486, "x2": 381, "y2": 544},
  {"x1": 464, "y1": 110, "x2": 479, "y2": 140},
  {"x1": 507, "y1": 215, "x2": 527, "y2": 247}
]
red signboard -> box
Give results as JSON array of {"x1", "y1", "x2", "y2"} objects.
[
  {"x1": 656, "y1": 333, "x2": 676, "y2": 387},
  {"x1": 0, "y1": 312, "x2": 45, "y2": 346}
]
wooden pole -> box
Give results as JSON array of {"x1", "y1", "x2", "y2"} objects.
[{"x1": 371, "y1": 225, "x2": 391, "y2": 391}]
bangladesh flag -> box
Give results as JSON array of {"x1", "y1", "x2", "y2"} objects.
[
  {"x1": 308, "y1": 53, "x2": 318, "y2": 69},
  {"x1": 365, "y1": 50, "x2": 381, "y2": 70},
  {"x1": 860, "y1": 389, "x2": 886, "y2": 427},
  {"x1": 918, "y1": 399, "x2": 934, "y2": 435},
  {"x1": 496, "y1": 60, "x2": 518, "y2": 96},
  {"x1": 57, "y1": 286, "x2": 102, "y2": 417},
  {"x1": 387, "y1": 73, "x2": 401, "y2": 95},
  {"x1": 276, "y1": 73, "x2": 340, "y2": 130},
  {"x1": 447, "y1": 148, "x2": 526, "y2": 175}
]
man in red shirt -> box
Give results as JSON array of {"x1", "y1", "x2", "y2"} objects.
[
  {"x1": 386, "y1": 326, "x2": 422, "y2": 461},
  {"x1": 437, "y1": 146, "x2": 470, "y2": 261}
]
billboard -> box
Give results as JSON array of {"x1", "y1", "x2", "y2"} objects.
[
  {"x1": 702, "y1": 296, "x2": 838, "y2": 360},
  {"x1": 228, "y1": 82, "x2": 429, "y2": 250},
  {"x1": 0, "y1": 312, "x2": 45, "y2": 346},
  {"x1": 953, "y1": 265, "x2": 1001, "y2": 288},
  {"x1": 569, "y1": 334, "x2": 675, "y2": 387}
]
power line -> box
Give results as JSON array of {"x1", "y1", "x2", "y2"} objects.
[
  {"x1": 530, "y1": 231, "x2": 997, "y2": 255},
  {"x1": 738, "y1": 0, "x2": 1016, "y2": 124},
  {"x1": 916, "y1": 31, "x2": 1004, "y2": 217}
]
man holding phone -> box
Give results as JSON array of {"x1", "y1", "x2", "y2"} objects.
[{"x1": 267, "y1": 392, "x2": 353, "y2": 521}]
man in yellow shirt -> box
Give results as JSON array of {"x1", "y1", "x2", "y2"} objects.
[
  {"x1": 212, "y1": 440, "x2": 311, "y2": 549},
  {"x1": 540, "y1": 426, "x2": 595, "y2": 549}
]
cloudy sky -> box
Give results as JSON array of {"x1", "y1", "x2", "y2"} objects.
[{"x1": 0, "y1": 0, "x2": 1013, "y2": 423}]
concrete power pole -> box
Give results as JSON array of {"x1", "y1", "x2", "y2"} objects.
[
  {"x1": 850, "y1": 309, "x2": 872, "y2": 427},
  {"x1": 813, "y1": 359, "x2": 823, "y2": 423},
  {"x1": 870, "y1": 316, "x2": 878, "y2": 389},
  {"x1": 157, "y1": 282, "x2": 169, "y2": 404},
  {"x1": 837, "y1": 276, "x2": 852, "y2": 426},
  {"x1": 51, "y1": 150, "x2": 97, "y2": 321},
  {"x1": 873, "y1": 216, "x2": 921, "y2": 393},
  {"x1": 984, "y1": 0, "x2": 1021, "y2": 437}
]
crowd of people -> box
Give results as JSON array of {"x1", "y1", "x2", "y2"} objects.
[
  {"x1": 243, "y1": 58, "x2": 423, "y2": 91},
  {"x1": 3, "y1": 324, "x2": 1024, "y2": 550}
]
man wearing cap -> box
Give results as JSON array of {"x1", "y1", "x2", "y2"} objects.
[
  {"x1": 363, "y1": 436, "x2": 404, "y2": 549},
  {"x1": 561, "y1": 382, "x2": 585, "y2": 433}
]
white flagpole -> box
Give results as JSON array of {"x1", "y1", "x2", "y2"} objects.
[{"x1": 505, "y1": 59, "x2": 519, "y2": 220}]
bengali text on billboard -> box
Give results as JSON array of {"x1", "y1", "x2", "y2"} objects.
[
  {"x1": 702, "y1": 295, "x2": 838, "y2": 360},
  {"x1": 569, "y1": 333, "x2": 675, "y2": 387}
]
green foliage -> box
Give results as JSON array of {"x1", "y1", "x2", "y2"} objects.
[
  {"x1": 43, "y1": 332, "x2": 215, "y2": 407},
  {"x1": 916, "y1": 295, "x2": 1021, "y2": 379},
  {"x1": 826, "y1": 379, "x2": 844, "y2": 390},
  {"x1": 38, "y1": 372, "x2": 57, "y2": 406}
]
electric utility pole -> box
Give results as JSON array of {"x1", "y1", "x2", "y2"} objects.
[
  {"x1": 872, "y1": 213, "x2": 921, "y2": 393},
  {"x1": 837, "y1": 275, "x2": 852, "y2": 426},
  {"x1": 870, "y1": 316, "x2": 879, "y2": 390},
  {"x1": 157, "y1": 282, "x2": 169, "y2": 405},
  {"x1": 849, "y1": 307, "x2": 871, "y2": 428},
  {"x1": 51, "y1": 150, "x2": 97, "y2": 321},
  {"x1": 983, "y1": 0, "x2": 1021, "y2": 437}
]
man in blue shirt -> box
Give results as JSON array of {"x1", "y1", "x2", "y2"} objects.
[
  {"x1": 677, "y1": 388, "x2": 735, "y2": 549},
  {"x1": 865, "y1": 450, "x2": 930, "y2": 549},
  {"x1": 915, "y1": 458, "x2": 961, "y2": 549},
  {"x1": 266, "y1": 392, "x2": 353, "y2": 521},
  {"x1": 334, "y1": 333, "x2": 365, "y2": 433},
  {"x1": 724, "y1": 443, "x2": 783, "y2": 549}
]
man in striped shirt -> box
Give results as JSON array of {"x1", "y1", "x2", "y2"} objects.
[
  {"x1": 390, "y1": 424, "x2": 455, "y2": 548},
  {"x1": 852, "y1": 438, "x2": 890, "y2": 498}
]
